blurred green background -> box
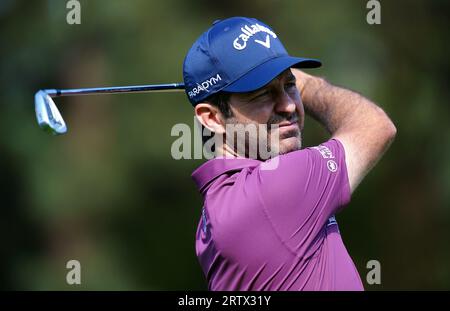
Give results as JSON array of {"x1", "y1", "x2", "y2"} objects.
[{"x1": 0, "y1": 0, "x2": 449, "y2": 290}]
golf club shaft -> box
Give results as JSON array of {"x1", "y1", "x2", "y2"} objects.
[{"x1": 43, "y1": 83, "x2": 185, "y2": 97}]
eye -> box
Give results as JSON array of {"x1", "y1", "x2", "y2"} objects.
[{"x1": 284, "y1": 82, "x2": 297, "y2": 91}]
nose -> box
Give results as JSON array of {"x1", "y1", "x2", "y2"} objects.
[{"x1": 274, "y1": 91, "x2": 297, "y2": 114}]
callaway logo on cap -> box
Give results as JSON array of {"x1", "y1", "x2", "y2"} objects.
[{"x1": 183, "y1": 16, "x2": 321, "y2": 106}]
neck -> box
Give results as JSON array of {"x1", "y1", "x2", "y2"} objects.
[{"x1": 215, "y1": 142, "x2": 241, "y2": 158}]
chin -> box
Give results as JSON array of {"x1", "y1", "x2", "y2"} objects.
[
  {"x1": 277, "y1": 136, "x2": 302, "y2": 155},
  {"x1": 265, "y1": 130, "x2": 302, "y2": 157}
]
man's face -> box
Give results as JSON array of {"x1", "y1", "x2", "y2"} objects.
[{"x1": 224, "y1": 69, "x2": 304, "y2": 159}]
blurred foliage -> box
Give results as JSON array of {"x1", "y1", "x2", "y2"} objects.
[{"x1": 0, "y1": 0, "x2": 449, "y2": 290}]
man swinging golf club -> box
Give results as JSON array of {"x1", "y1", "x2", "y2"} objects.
[{"x1": 183, "y1": 16, "x2": 396, "y2": 290}]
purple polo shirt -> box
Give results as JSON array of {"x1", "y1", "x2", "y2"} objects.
[{"x1": 192, "y1": 139, "x2": 364, "y2": 291}]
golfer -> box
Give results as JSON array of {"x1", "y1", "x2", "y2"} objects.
[{"x1": 183, "y1": 17, "x2": 396, "y2": 290}]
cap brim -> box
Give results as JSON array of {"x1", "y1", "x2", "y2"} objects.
[{"x1": 222, "y1": 56, "x2": 321, "y2": 93}]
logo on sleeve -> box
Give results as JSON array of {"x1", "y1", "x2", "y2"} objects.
[
  {"x1": 313, "y1": 145, "x2": 338, "y2": 172},
  {"x1": 327, "y1": 160, "x2": 338, "y2": 172},
  {"x1": 312, "y1": 145, "x2": 335, "y2": 159}
]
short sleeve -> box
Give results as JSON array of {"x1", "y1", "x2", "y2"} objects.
[{"x1": 251, "y1": 138, "x2": 351, "y2": 253}]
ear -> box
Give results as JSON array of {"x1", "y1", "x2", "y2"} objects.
[{"x1": 194, "y1": 103, "x2": 226, "y2": 134}]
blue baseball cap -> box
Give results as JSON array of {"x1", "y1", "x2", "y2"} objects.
[{"x1": 183, "y1": 16, "x2": 321, "y2": 106}]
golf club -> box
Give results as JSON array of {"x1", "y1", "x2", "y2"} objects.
[{"x1": 35, "y1": 83, "x2": 185, "y2": 135}]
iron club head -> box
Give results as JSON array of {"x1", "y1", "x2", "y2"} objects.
[
  {"x1": 35, "y1": 90, "x2": 67, "y2": 135},
  {"x1": 34, "y1": 83, "x2": 184, "y2": 135}
]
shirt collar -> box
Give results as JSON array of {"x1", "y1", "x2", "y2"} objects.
[{"x1": 192, "y1": 157, "x2": 261, "y2": 193}]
